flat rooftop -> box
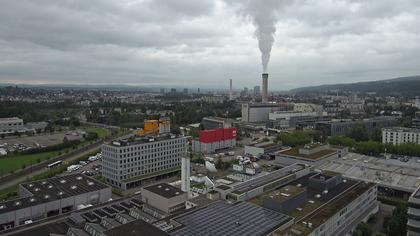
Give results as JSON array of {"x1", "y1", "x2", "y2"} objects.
[
  {"x1": 104, "y1": 219, "x2": 169, "y2": 236},
  {"x1": 279, "y1": 147, "x2": 336, "y2": 160},
  {"x1": 319, "y1": 152, "x2": 420, "y2": 192},
  {"x1": 0, "y1": 174, "x2": 109, "y2": 214},
  {"x1": 143, "y1": 183, "x2": 184, "y2": 199},
  {"x1": 231, "y1": 164, "x2": 307, "y2": 194},
  {"x1": 262, "y1": 185, "x2": 306, "y2": 203},
  {"x1": 169, "y1": 201, "x2": 292, "y2": 236},
  {"x1": 108, "y1": 134, "x2": 183, "y2": 147},
  {"x1": 383, "y1": 127, "x2": 420, "y2": 133}
]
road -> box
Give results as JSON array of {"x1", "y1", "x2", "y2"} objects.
[{"x1": 0, "y1": 141, "x2": 102, "y2": 190}]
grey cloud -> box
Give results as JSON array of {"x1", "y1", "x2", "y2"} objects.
[{"x1": 0, "y1": 0, "x2": 420, "y2": 89}]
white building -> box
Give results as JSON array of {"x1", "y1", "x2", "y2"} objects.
[
  {"x1": 382, "y1": 127, "x2": 420, "y2": 145},
  {"x1": 101, "y1": 135, "x2": 187, "y2": 190},
  {"x1": 408, "y1": 186, "x2": 420, "y2": 236},
  {"x1": 0, "y1": 117, "x2": 24, "y2": 135}
]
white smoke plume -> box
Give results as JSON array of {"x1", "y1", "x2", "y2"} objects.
[{"x1": 247, "y1": 0, "x2": 282, "y2": 73}]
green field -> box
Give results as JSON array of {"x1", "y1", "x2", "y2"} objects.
[
  {"x1": 85, "y1": 127, "x2": 111, "y2": 138},
  {"x1": 0, "y1": 151, "x2": 61, "y2": 174}
]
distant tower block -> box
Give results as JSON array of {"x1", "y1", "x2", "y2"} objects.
[
  {"x1": 181, "y1": 151, "x2": 191, "y2": 198},
  {"x1": 262, "y1": 73, "x2": 268, "y2": 103},
  {"x1": 229, "y1": 79, "x2": 233, "y2": 101}
]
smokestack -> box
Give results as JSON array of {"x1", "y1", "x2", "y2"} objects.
[
  {"x1": 181, "y1": 151, "x2": 191, "y2": 198},
  {"x1": 262, "y1": 73, "x2": 268, "y2": 103},
  {"x1": 229, "y1": 79, "x2": 233, "y2": 101}
]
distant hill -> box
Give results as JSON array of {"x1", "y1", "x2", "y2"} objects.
[{"x1": 291, "y1": 75, "x2": 420, "y2": 96}]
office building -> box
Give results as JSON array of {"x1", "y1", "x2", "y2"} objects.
[
  {"x1": 413, "y1": 111, "x2": 420, "y2": 129},
  {"x1": 101, "y1": 134, "x2": 187, "y2": 190},
  {"x1": 382, "y1": 127, "x2": 420, "y2": 145},
  {"x1": 408, "y1": 186, "x2": 420, "y2": 236},
  {"x1": 0, "y1": 174, "x2": 111, "y2": 231}
]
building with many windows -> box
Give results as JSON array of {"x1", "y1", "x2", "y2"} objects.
[
  {"x1": 382, "y1": 127, "x2": 420, "y2": 145},
  {"x1": 101, "y1": 134, "x2": 187, "y2": 190}
]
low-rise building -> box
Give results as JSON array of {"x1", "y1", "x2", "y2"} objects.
[
  {"x1": 0, "y1": 117, "x2": 24, "y2": 135},
  {"x1": 408, "y1": 186, "x2": 420, "y2": 236},
  {"x1": 382, "y1": 127, "x2": 420, "y2": 145},
  {"x1": 244, "y1": 141, "x2": 283, "y2": 157},
  {"x1": 200, "y1": 117, "x2": 234, "y2": 130},
  {"x1": 242, "y1": 103, "x2": 294, "y2": 123},
  {"x1": 316, "y1": 116, "x2": 397, "y2": 137},
  {"x1": 275, "y1": 144, "x2": 348, "y2": 167},
  {"x1": 0, "y1": 174, "x2": 111, "y2": 231},
  {"x1": 192, "y1": 128, "x2": 236, "y2": 154},
  {"x1": 141, "y1": 183, "x2": 187, "y2": 214}
]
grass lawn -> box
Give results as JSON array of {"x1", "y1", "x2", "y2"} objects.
[
  {"x1": 85, "y1": 127, "x2": 111, "y2": 138},
  {"x1": 0, "y1": 150, "x2": 61, "y2": 174}
]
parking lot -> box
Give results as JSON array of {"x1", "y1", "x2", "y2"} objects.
[{"x1": 0, "y1": 131, "x2": 84, "y2": 153}]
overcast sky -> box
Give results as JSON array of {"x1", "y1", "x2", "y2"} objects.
[{"x1": 1, "y1": 0, "x2": 419, "y2": 90}]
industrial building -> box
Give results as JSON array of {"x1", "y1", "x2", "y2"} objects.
[
  {"x1": 275, "y1": 144, "x2": 348, "y2": 167},
  {"x1": 200, "y1": 117, "x2": 234, "y2": 130},
  {"x1": 268, "y1": 111, "x2": 331, "y2": 130},
  {"x1": 241, "y1": 103, "x2": 294, "y2": 123},
  {"x1": 101, "y1": 134, "x2": 187, "y2": 190},
  {"x1": 0, "y1": 174, "x2": 111, "y2": 231},
  {"x1": 319, "y1": 152, "x2": 420, "y2": 194},
  {"x1": 141, "y1": 183, "x2": 187, "y2": 214},
  {"x1": 382, "y1": 127, "x2": 420, "y2": 145},
  {"x1": 408, "y1": 186, "x2": 420, "y2": 236},
  {"x1": 191, "y1": 128, "x2": 236, "y2": 154},
  {"x1": 215, "y1": 163, "x2": 312, "y2": 201},
  {"x1": 244, "y1": 141, "x2": 283, "y2": 157},
  {"x1": 315, "y1": 116, "x2": 397, "y2": 137},
  {"x1": 265, "y1": 172, "x2": 378, "y2": 236},
  {"x1": 170, "y1": 201, "x2": 293, "y2": 236}
]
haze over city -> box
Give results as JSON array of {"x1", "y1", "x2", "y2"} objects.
[{"x1": 1, "y1": 0, "x2": 420, "y2": 89}]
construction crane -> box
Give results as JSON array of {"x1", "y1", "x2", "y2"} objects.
[{"x1": 137, "y1": 118, "x2": 170, "y2": 136}]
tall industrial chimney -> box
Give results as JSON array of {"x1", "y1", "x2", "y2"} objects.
[
  {"x1": 181, "y1": 150, "x2": 191, "y2": 198},
  {"x1": 229, "y1": 79, "x2": 233, "y2": 101},
  {"x1": 262, "y1": 73, "x2": 268, "y2": 103}
]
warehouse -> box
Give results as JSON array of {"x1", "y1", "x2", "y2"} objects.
[
  {"x1": 191, "y1": 128, "x2": 236, "y2": 154},
  {"x1": 0, "y1": 174, "x2": 111, "y2": 231}
]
